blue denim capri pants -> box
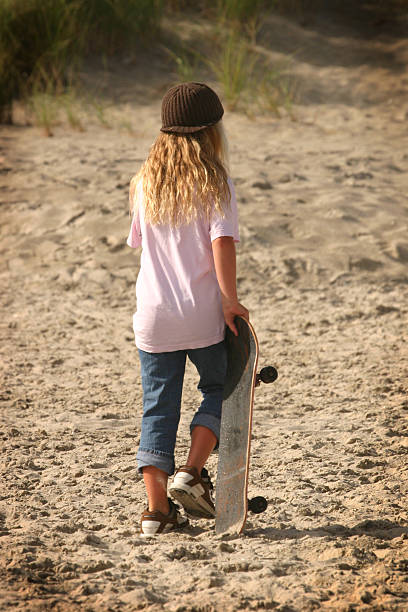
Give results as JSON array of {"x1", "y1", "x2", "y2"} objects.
[{"x1": 137, "y1": 341, "x2": 227, "y2": 476}]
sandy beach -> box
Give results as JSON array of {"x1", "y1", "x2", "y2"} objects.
[{"x1": 1, "y1": 3, "x2": 408, "y2": 610}]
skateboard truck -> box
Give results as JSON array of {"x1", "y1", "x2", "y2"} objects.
[
  {"x1": 247, "y1": 366, "x2": 278, "y2": 515},
  {"x1": 248, "y1": 495, "x2": 268, "y2": 514},
  {"x1": 255, "y1": 366, "x2": 278, "y2": 387}
]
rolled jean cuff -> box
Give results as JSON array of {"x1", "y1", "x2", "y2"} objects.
[
  {"x1": 136, "y1": 448, "x2": 175, "y2": 476},
  {"x1": 190, "y1": 413, "x2": 221, "y2": 447}
]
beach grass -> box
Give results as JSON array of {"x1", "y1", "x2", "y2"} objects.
[
  {"x1": 26, "y1": 78, "x2": 86, "y2": 136},
  {"x1": 216, "y1": 0, "x2": 266, "y2": 20},
  {"x1": 0, "y1": 0, "x2": 163, "y2": 121},
  {"x1": 165, "y1": 45, "x2": 204, "y2": 83},
  {"x1": 82, "y1": 0, "x2": 163, "y2": 52},
  {"x1": 208, "y1": 30, "x2": 255, "y2": 110},
  {"x1": 2, "y1": 0, "x2": 299, "y2": 125}
]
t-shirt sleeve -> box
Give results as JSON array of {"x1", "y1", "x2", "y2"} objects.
[
  {"x1": 209, "y1": 178, "x2": 240, "y2": 243},
  {"x1": 126, "y1": 182, "x2": 142, "y2": 248}
]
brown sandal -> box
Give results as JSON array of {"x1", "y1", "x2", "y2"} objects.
[{"x1": 140, "y1": 498, "x2": 188, "y2": 537}]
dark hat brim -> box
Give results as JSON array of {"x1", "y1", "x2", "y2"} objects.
[{"x1": 160, "y1": 117, "x2": 223, "y2": 134}]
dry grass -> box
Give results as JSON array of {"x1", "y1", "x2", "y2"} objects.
[{"x1": 2, "y1": 0, "x2": 300, "y2": 128}]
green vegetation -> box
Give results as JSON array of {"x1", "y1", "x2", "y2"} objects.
[
  {"x1": 209, "y1": 30, "x2": 256, "y2": 111},
  {"x1": 26, "y1": 81, "x2": 87, "y2": 136},
  {"x1": 83, "y1": 0, "x2": 163, "y2": 52},
  {"x1": 215, "y1": 0, "x2": 266, "y2": 22},
  {"x1": 0, "y1": 0, "x2": 80, "y2": 121},
  {"x1": 0, "y1": 0, "x2": 163, "y2": 122},
  {"x1": 168, "y1": 27, "x2": 296, "y2": 116},
  {"x1": 1, "y1": 0, "x2": 296, "y2": 128}
]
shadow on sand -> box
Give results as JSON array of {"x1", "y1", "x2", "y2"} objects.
[{"x1": 246, "y1": 518, "x2": 408, "y2": 541}]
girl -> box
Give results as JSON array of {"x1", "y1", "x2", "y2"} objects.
[{"x1": 127, "y1": 82, "x2": 248, "y2": 536}]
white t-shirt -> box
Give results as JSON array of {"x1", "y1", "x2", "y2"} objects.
[{"x1": 127, "y1": 178, "x2": 239, "y2": 352}]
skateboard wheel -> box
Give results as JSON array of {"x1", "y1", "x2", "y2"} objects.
[
  {"x1": 259, "y1": 366, "x2": 278, "y2": 384},
  {"x1": 248, "y1": 496, "x2": 268, "y2": 514}
]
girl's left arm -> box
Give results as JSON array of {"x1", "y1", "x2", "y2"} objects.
[{"x1": 212, "y1": 236, "x2": 249, "y2": 336}]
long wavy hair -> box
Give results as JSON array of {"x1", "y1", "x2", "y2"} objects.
[{"x1": 129, "y1": 121, "x2": 230, "y2": 226}]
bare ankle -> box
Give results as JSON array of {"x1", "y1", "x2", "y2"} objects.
[
  {"x1": 142, "y1": 466, "x2": 170, "y2": 515},
  {"x1": 149, "y1": 499, "x2": 170, "y2": 515},
  {"x1": 185, "y1": 462, "x2": 203, "y2": 473}
]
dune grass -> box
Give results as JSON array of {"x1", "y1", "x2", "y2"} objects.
[
  {"x1": 167, "y1": 24, "x2": 296, "y2": 116},
  {"x1": 209, "y1": 30, "x2": 256, "y2": 110},
  {"x1": 0, "y1": 0, "x2": 80, "y2": 121},
  {"x1": 0, "y1": 0, "x2": 163, "y2": 121},
  {"x1": 24, "y1": 85, "x2": 138, "y2": 135},
  {"x1": 1, "y1": 0, "x2": 297, "y2": 127},
  {"x1": 214, "y1": 32, "x2": 296, "y2": 115},
  {"x1": 165, "y1": 45, "x2": 203, "y2": 83},
  {"x1": 26, "y1": 77, "x2": 88, "y2": 136},
  {"x1": 83, "y1": 0, "x2": 163, "y2": 52}
]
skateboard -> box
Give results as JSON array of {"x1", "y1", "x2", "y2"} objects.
[{"x1": 215, "y1": 316, "x2": 277, "y2": 535}]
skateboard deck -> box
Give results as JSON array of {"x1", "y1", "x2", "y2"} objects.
[
  {"x1": 215, "y1": 316, "x2": 277, "y2": 535},
  {"x1": 215, "y1": 316, "x2": 259, "y2": 536}
]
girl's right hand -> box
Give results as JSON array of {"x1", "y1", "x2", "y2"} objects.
[{"x1": 222, "y1": 297, "x2": 249, "y2": 336}]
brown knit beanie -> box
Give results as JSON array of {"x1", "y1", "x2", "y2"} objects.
[{"x1": 161, "y1": 82, "x2": 224, "y2": 134}]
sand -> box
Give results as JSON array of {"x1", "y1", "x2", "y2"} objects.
[{"x1": 1, "y1": 4, "x2": 408, "y2": 611}]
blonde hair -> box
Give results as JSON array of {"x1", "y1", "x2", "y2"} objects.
[{"x1": 129, "y1": 121, "x2": 230, "y2": 226}]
